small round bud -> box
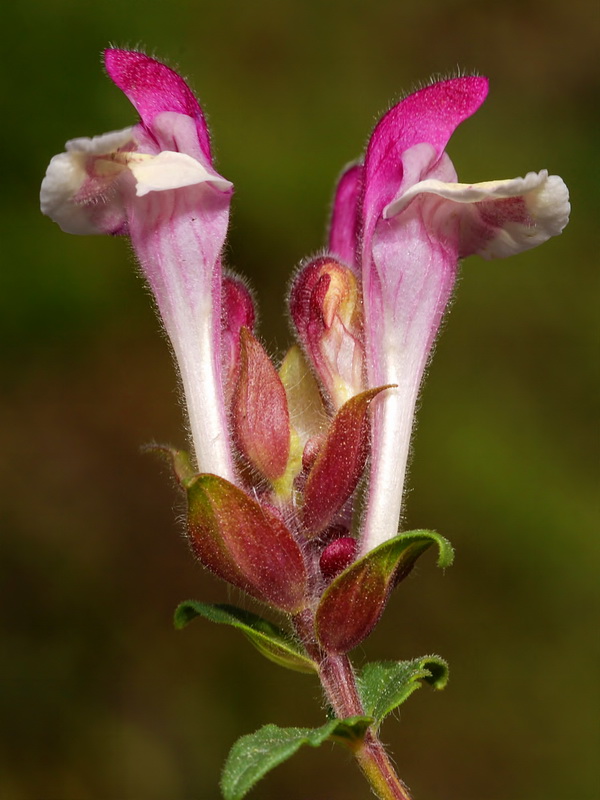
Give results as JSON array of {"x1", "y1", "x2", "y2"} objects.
[{"x1": 319, "y1": 536, "x2": 357, "y2": 581}]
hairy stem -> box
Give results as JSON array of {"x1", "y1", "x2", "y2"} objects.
[{"x1": 293, "y1": 614, "x2": 412, "y2": 800}]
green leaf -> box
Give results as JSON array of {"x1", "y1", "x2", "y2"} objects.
[
  {"x1": 221, "y1": 717, "x2": 373, "y2": 800},
  {"x1": 315, "y1": 529, "x2": 454, "y2": 653},
  {"x1": 174, "y1": 600, "x2": 317, "y2": 674},
  {"x1": 358, "y1": 656, "x2": 449, "y2": 725}
]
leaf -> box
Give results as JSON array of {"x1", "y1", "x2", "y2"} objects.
[
  {"x1": 316, "y1": 530, "x2": 454, "y2": 653},
  {"x1": 174, "y1": 600, "x2": 316, "y2": 674},
  {"x1": 357, "y1": 657, "x2": 449, "y2": 725},
  {"x1": 220, "y1": 717, "x2": 372, "y2": 800}
]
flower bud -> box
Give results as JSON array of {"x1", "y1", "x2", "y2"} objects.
[
  {"x1": 302, "y1": 386, "x2": 389, "y2": 535},
  {"x1": 320, "y1": 536, "x2": 357, "y2": 581},
  {"x1": 289, "y1": 257, "x2": 365, "y2": 409}
]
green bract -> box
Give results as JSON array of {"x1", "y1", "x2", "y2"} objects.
[{"x1": 174, "y1": 600, "x2": 316, "y2": 674}]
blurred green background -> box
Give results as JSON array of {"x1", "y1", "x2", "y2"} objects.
[{"x1": 1, "y1": 0, "x2": 598, "y2": 798}]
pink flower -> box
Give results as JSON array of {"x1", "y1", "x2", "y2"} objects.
[
  {"x1": 41, "y1": 50, "x2": 236, "y2": 481},
  {"x1": 324, "y1": 77, "x2": 570, "y2": 555}
]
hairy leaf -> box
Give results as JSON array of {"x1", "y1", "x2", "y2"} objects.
[
  {"x1": 358, "y1": 657, "x2": 449, "y2": 725},
  {"x1": 174, "y1": 600, "x2": 316, "y2": 674},
  {"x1": 221, "y1": 717, "x2": 372, "y2": 800}
]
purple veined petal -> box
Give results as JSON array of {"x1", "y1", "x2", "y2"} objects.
[
  {"x1": 104, "y1": 49, "x2": 212, "y2": 162},
  {"x1": 329, "y1": 162, "x2": 363, "y2": 269}
]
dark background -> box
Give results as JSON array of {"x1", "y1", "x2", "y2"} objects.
[{"x1": 1, "y1": 0, "x2": 598, "y2": 798}]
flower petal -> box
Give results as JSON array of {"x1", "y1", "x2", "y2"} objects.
[
  {"x1": 329, "y1": 162, "x2": 362, "y2": 268},
  {"x1": 383, "y1": 169, "x2": 570, "y2": 259},
  {"x1": 361, "y1": 77, "x2": 489, "y2": 244},
  {"x1": 104, "y1": 49, "x2": 212, "y2": 161},
  {"x1": 40, "y1": 127, "x2": 135, "y2": 235},
  {"x1": 130, "y1": 150, "x2": 233, "y2": 196}
]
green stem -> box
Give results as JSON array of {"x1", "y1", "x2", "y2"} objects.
[{"x1": 293, "y1": 613, "x2": 412, "y2": 800}]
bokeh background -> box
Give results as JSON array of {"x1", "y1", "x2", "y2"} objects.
[{"x1": 1, "y1": 0, "x2": 598, "y2": 798}]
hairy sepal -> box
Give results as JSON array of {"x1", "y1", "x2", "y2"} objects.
[
  {"x1": 302, "y1": 386, "x2": 390, "y2": 535},
  {"x1": 231, "y1": 328, "x2": 290, "y2": 482},
  {"x1": 186, "y1": 474, "x2": 307, "y2": 613},
  {"x1": 315, "y1": 530, "x2": 454, "y2": 652}
]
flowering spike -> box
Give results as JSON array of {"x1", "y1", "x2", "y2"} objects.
[
  {"x1": 290, "y1": 257, "x2": 365, "y2": 409},
  {"x1": 232, "y1": 328, "x2": 290, "y2": 482},
  {"x1": 186, "y1": 473, "x2": 307, "y2": 612},
  {"x1": 43, "y1": 53, "x2": 571, "y2": 799},
  {"x1": 302, "y1": 386, "x2": 389, "y2": 535}
]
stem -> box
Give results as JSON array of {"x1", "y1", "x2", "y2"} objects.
[{"x1": 293, "y1": 614, "x2": 412, "y2": 800}]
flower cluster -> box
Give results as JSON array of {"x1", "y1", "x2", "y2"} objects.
[{"x1": 41, "y1": 50, "x2": 569, "y2": 656}]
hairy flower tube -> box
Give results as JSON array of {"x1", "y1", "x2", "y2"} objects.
[{"x1": 41, "y1": 50, "x2": 570, "y2": 800}]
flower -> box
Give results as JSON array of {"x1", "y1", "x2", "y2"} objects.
[
  {"x1": 322, "y1": 77, "x2": 570, "y2": 555},
  {"x1": 41, "y1": 49, "x2": 236, "y2": 482}
]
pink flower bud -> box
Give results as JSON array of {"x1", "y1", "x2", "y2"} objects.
[{"x1": 289, "y1": 257, "x2": 365, "y2": 409}]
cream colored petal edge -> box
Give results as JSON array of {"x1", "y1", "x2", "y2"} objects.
[
  {"x1": 383, "y1": 170, "x2": 548, "y2": 218},
  {"x1": 65, "y1": 126, "x2": 135, "y2": 155},
  {"x1": 383, "y1": 170, "x2": 570, "y2": 259},
  {"x1": 40, "y1": 151, "x2": 103, "y2": 235},
  {"x1": 131, "y1": 151, "x2": 233, "y2": 197}
]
